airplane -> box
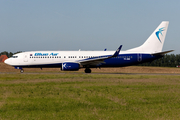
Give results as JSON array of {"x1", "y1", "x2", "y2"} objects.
[{"x1": 4, "y1": 21, "x2": 173, "y2": 73}]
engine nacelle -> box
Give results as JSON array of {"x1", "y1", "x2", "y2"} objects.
[{"x1": 62, "y1": 62, "x2": 80, "y2": 71}]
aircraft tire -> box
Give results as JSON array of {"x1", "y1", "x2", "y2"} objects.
[
  {"x1": 20, "y1": 69, "x2": 24, "y2": 73},
  {"x1": 85, "y1": 68, "x2": 91, "y2": 73}
]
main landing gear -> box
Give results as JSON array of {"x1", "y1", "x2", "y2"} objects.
[{"x1": 85, "y1": 68, "x2": 91, "y2": 73}]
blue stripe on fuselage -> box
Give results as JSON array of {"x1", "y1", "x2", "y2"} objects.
[{"x1": 101, "y1": 54, "x2": 160, "y2": 67}]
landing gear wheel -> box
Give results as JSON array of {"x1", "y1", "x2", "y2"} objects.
[
  {"x1": 20, "y1": 69, "x2": 24, "y2": 73},
  {"x1": 85, "y1": 68, "x2": 91, "y2": 73}
]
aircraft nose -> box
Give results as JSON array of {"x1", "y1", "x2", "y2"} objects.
[{"x1": 4, "y1": 58, "x2": 11, "y2": 65}]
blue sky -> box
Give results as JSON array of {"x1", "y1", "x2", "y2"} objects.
[{"x1": 0, "y1": 0, "x2": 180, "y2": 54}]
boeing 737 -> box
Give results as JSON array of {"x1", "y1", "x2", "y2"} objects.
[{"x1": 4, "y1": 21, "x2": 173, "y2": 73}]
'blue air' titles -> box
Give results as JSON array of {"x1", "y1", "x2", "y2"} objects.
[{"x1": 34, "y1": 53, "x2": 59, "y2": 56}]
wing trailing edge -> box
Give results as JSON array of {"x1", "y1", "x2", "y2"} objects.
[{"x1": 79, "y1": 45, "x2": 122, "y2": 66}]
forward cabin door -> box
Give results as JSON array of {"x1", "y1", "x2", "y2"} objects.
[
  {"x1": 137, "y1": 53, "x2": 142, "y2": 62},
  {"x1": 24, "y1": 54, "x2": 28, "y2": 62}
]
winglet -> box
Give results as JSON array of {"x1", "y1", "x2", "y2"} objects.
[{"x1": 110, "y1": 45, "x2": 122, "y2": 58}]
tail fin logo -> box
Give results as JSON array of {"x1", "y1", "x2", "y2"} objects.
[{"x1": 155, "y1": 27, "x2": 165, "y2": 43}]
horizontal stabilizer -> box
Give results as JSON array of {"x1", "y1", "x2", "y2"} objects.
[{"x1": 151, "y1": 50, "x2": 174, "y2": 56}]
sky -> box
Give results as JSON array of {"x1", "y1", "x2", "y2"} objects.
[{"x1": 0, "y1": 0, "x2": 180, "y2": 54}]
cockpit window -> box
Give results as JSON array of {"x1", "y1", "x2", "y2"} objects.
[{"x1": 12, "y1": 56, "x2": 18, "y2": 58}]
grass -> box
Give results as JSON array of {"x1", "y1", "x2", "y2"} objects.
[{"x1": 0, "y1": 73, "x2": 180, "y2": 119}]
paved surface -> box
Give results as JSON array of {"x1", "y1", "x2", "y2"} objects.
[{"x1": 1, "y1": 72, "x2": 180, "y2": 76}]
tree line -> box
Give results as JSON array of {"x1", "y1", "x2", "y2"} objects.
[
  {"x1": 0, "y1": 51, "x2": 22, "y2": 58},
  {"x1": 1, "y1": 51, "x2": 180, "y2": 67},
  {"x1": 139, "y1": 54, "x2": 180, "y2": 67}
]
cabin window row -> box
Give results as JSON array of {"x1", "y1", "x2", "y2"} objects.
[
  {"x1": 29, "y1": 56, "x2": 97, "y2": 59},
  {"x1": 113, "y1": 56, "x2": 133, "y2": 58},
  {"x1": 29, "y1": 56, "x2": 133, "y2": 59},
  {"x1": 69, "y1": 56, "x2": 107, "y2": 58},
  {"x1": 30, "y1": 56, "x2": 61, "y2": 58}
]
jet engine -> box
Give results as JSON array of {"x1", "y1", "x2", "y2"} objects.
[{"x1": 62, "y1": 62, "x2": 80, "y2": 71}]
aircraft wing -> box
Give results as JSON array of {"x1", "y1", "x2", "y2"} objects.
[{"x1": 77, "y1": 45, "x2": 122, "y2": 66}]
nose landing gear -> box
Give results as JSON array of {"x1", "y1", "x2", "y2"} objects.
[{"x1": 20, "y1": 69, "x2": 24, "y2": 73}]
